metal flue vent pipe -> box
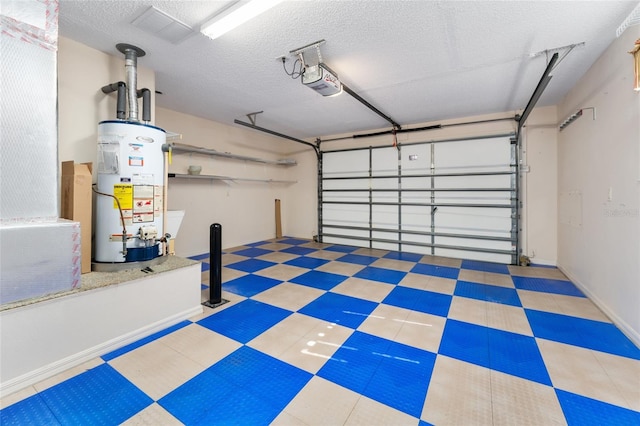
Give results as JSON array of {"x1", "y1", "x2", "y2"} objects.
[{"x1": 116, "y1": 43, "x2": 146, "y2": 122}]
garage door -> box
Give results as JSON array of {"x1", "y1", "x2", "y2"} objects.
[{"x1": 320, "y1": 134, "x2": 518, "y2": 264}]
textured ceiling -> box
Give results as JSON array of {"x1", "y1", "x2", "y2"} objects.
[{"x1": 58, "y1": 0, "x2": 638, "y2": 140}]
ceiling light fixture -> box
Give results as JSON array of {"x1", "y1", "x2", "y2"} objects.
[{"x1": 200, "y1": 0, "x2": 283, "y2": 41}]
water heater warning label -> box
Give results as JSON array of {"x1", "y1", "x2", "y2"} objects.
[
  {"x1": 133, "y1": 185, "x2": 154, "y2": 222},
  {"x1": 113, "y1": 184, "x2": 133, "y2": 209}
]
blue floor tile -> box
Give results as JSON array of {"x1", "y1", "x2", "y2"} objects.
[
  {"x1": 454, "y1": 280, "x2": 522, "y2": 306},
  {"x1": 232, "y1": 247, "x2": 273, "y2": 258},
  {"x1": 222, "y1": 274, "x2": 282, "y2": 297},
  {"x1": 200, "y1": 283, "x2": 208, "y2": 290},
  {"x1": 318, "y1": 331, "x2": 436, "y2": 417},
  {"x1": 439, "y1": 319, "x2": 551, "y2": 385},
  {"x1": 325, "y1": 244, "x2": 359, "y2": 253},
  {"x1": 354, "y1": 266, "x2": 407, "y2": 284},
  {"x1": 102, "y1": 321, "x2": 191, "y2": 361},
  {"x1": 512, "y1": 276, "x2": 585, "y2": 297},
  {"x1": 40, "y1": 364, "x2": 152, "y2": 425},
  {"x1": 383, "y1": 251, "x2": 423, "y2": 262},
  {"x1": 461, "y1": 259, "x2": 510, "y2": 274},
  {"x1": 278, "y1": 238, "x2": 308, "y2": 245},
  {"x1": 188, "y1": 253, "x2": 209, "y2": 261},
  {"x1": 281, "y1": 246, "x2": 317, "y2": 256},
  {"x1": 226, "y1": 258, "x2": 276, "y2": 273},
  {"x1": 337, "y1": 253, "x2": 378, "y2": 265},
  {"x1": 411, "y1": 263, "x2": 460, "y2": 279},
  {"x1": 198, "y1": 299, "x2": 292, "y2": 343},
  {"x1": 383, "y1": 286, "x2": 452, "y2": 317},
  {"x1": 200, "y1": 262, "x2": 210, "y2": 272},
  {"x1": 487, "y1": 327, "x2": 551, "y2": 385},
  {"x1": 290, "y1": 270, "x2": 348, "y2": 290},
  {"x1": 0, "y1": 394, "x2": 61, "y2": 425},
  {"x1": 246, "y1": 240, "x2": 270, "y2": 247},
  {"x1": 285, "y1": 256, "x2": 329, "y2": 269},
  {"x1": 526, "y1": 309, "x2": 640, "y2": 360},
  {"x1": 556, "y1": 389, "x2": 640, "y2": 426},
  {"x1": 160, "y1": 347, "x2": 311, "y2": 425},
  {"x1": 438, "y1": 319, "x2": 490, "y2": 368},
  {"x1": 299, "y1": 293, "x2": 378, "y2": 328}
]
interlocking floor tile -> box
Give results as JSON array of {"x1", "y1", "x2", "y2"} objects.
[
  {"x1": 187, "y1": 253, "x2": 209, "y2": 261},
  {"x1": 454, "y1": 280, "x2": 522, "y2": 307},
  {"x1": 0, "y1": 394, "x2": 60, "y2": 425},
  {"x1": 299, "y1": 292, "x2": 378, "y2": 329},
  {"x1": 337, "y1": 253, "x2": 379, "y2": 265},
  {"x1": 232, "y1": 247, "x2": 273, "y2": 258},
  {"x1": 278, "y1": 238, "x2": 311, "y2": 245},
  {"x1": 281, "y1": 246, "x2": 318, "y2": 256},
  {"x1": 325, "y1": 244, "x2": 359, "y2": 253},
  {"x1": 200, "y1": 262, "x2": 210, "y2": 272},
  {"x1": 246, "y1": 240, "x2": 271, "y2": 247},
  {"x1": 383, "y1": 286, "x2": 452, "y2": 317},
  {"x1": 318, "y1": 331, "x2": 436, "y2": 417},
  {"x1": 354, "y1": 266, "x2": 407, "y2": 284},
  {"x1": 159, "y1": 347, "x2": 312, "y2": 425},
  {"x1": 439, "y1": 319, "x2": 551, "y2": 385},
  {"x1": 198, "y1": 299, "x2": 292, "y2": 343},
  {"x1": 461, "y1": 259, "x2": 510, "y2": 275},
  {"x1": 411, "y1": 263, "x2": 460, "y2": 279},
  {"x1": 290, "y1": 270, "x2": 348, "y2": 291},
  {"x1": 226, "y1": 258, "x2": 276, "y2": 273},
  {"x1": 384, "y1": 251, "x2": 423, "y2": 262},
  {"x1": 102, "y1": 320, "x2": 191, "y2": 361},
  {"x1": 526, "y1": 309, "x2": 640, "y2": 359},
  {"x1": 41, "y1": 364, "x2": 152, "y2": 425},
  {"x1": 513, "y1": 276, "x2": 585, "y2": 297},
  {"x1": 222, "y1": 274, "x2": 282, "y2": 297},
  {"x1": 555, "y1": 389, "x2": 640, "y2": 425},
  {"x1": 284, "y1": 255, "x2": 329, "y2": 269}
]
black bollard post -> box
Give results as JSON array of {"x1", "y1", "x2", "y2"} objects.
[{"x1": 202, "y1": 223, "x2": 229, "y2": 309}]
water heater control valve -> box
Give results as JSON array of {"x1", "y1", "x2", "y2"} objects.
[{"x1": 138, "y1": 226, "x2": 158, "y2": 241}]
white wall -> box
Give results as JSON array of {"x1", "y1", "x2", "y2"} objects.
[
  {"x1": 557, "y1": 28, "x2": 640, "y2": 344},
  {"x1": 521, "y1": 106, "x2": 558, "y2": 265},
  {"x1": 157, "y1": 108, "x2": 302, "y2": 256}
]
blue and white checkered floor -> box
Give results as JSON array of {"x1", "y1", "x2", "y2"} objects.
[{"x1": 2, "y1": 238, "x2": 640, "y2": 425}]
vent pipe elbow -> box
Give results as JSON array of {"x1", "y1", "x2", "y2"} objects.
[
  {"x1": 100, "y1": 81, "x2": 127, "y2": 119},
  {"x1": 138, "y1": 88, "x2": 151, "y2": 123}
]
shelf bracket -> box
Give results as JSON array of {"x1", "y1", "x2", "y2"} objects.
[{"x1": 246, "y1": 111, "x2": 263, "y2": 126}]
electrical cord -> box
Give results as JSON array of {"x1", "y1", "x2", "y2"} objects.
[{"x1": 282, "y1": 57, "x2": 305, "y2": 79}]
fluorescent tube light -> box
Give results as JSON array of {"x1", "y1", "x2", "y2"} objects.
[{"x1": 200, "y1": 0, "x2": 283, "y2": 41}]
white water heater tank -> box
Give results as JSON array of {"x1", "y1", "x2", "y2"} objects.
[{"x1": 95, "y1": 120, "x2": 166, "y2": 263}]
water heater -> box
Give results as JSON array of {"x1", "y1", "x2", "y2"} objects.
[
  {"x1": 95, "y1": 121, "x2": 166, "y2": 262},
  {"x1": 94, "y1": 43, "x2": 167, "y2": 264}
]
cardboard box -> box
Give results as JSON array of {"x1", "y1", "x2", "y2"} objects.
[{"x1": 61, "y1": 161, "x2": 93, "y2": 273}]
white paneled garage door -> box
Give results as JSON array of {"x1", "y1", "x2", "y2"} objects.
[{"x1": 320, "y1": 134, "x2": 518, "y2": 264}]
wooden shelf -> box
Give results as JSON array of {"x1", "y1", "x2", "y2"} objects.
[{"x1": 171, "y1": 143, "x2": 296, "y2": 166}]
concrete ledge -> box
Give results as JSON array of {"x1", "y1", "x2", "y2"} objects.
[{"x1": 0, "y1": 258, "x2": 202, "y2": 397}]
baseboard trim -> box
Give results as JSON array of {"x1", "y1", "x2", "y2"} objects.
[
  {"x1": 0, "y1": 305, "x2": 202, "y2": 397},
  {"x1": 557, "y1": 265, "x2": 640, "y2": 349},
  {"x1": 529, "y1": 257, "x2": 556, "y2": 267}
]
